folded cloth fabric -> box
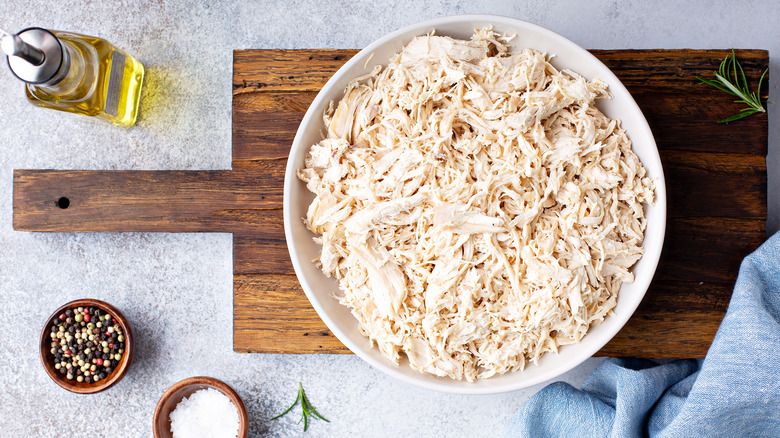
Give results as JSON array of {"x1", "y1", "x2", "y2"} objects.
[{"x1": 506, "y1": 231, "x2": 780, "y2": 437}]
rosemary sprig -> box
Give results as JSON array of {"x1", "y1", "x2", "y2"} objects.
[
  {"x1": 697, "y1": 49, "x2": 772, "y2": 123},
  {"x1": 271, "y1": 382, "x2": 329, "y2": 431}
]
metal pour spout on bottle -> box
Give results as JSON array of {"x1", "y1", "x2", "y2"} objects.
[
  {"x1": 1, "y1": 27, "x2": 144, "y2": 128},
  {"x1": 1, "y1": 30, "x2": 45, "y2": 65}
]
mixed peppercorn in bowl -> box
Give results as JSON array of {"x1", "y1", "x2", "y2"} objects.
[{"x1": 40, "y1": 299, "x2": 134, "y2": 394}]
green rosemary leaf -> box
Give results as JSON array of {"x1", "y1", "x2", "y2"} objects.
[
  {"x1": 271, "y1": 382, "x2": 329, "y2": 431},
  {"x1": 699, "y1": 50, "x2": 771, "y2": 123},
  {"x1": 719, "y1": 108, "x2": 760, "y2": 123},
  {"x1": 697, "y1": 75, "x2": 736, "y2": 96},
  {"x1": 271, "y1": 396, "x2": 299, "y2": 420},
  {"x1": 310, "y1": 409, "x2": 330, "y2": 422},
  {"x1": 735, "y1": 50, "x2": 749, "y2": 92},
  {"x1": 757, "y1": 69, "x2": 773, "y2": 105}
]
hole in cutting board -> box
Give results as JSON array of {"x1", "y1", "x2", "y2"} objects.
[{"x1": 57, "y1": 197, "x2": 70, "y2": 209}]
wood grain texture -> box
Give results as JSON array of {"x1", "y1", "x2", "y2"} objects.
[
  {"x1": 629, "y1": 89, "x2": 768, "y2": 155},
  {"x1": 14, "y1": 168, "x2": 282, "y2": 232},
  {"x1": 13, "y1": 48, "x2": 768, "y2": 359},
  {"x1": 233, "y1": 274, "x2": 347, "y2": 353},
  {"x1": 661, "y1": 151, "x2": 766, "y2": 219},
  {"x1": 593, "y1": 50, "x2": 768, "y2": 88},
  {"x1": 233, "y1": 49, "x2": 768, "y2": 357},
  {"x1": 233, "y1": 50, "x2": 356, "y2": 93}
]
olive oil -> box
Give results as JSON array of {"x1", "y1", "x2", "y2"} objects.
[{"x1": 3, "y1": 28, "x2": 144, "y2": 128}]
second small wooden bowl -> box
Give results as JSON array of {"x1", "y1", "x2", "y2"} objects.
[
  {"x1": 153, "y1": 376, "x2": 249, "y2": 438},
  {"x1": 40, "y1": 298, "x2": 134, "y2": 394}
]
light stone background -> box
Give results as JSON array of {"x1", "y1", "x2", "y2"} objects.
[{"x1": 0, "y1": 1, "x2": 777, "y2": 436}]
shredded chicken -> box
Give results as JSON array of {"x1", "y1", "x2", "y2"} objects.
[{"x1": 298, "y1": 27, "x2": 655, "y2": 382}]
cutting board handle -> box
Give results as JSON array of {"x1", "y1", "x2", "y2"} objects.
[{"x1": 13, "y1": 169, "x2": 270, "y2": 232}]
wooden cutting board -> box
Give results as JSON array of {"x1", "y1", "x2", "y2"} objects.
[{"x1": 14, "y1": 49, "x2": 768, "y2": 358}]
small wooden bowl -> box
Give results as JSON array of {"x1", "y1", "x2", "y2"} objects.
[
  {"x1": 153, "y1": 376, "x2": 249, "y2": 438},
  {"x1": 40, "y1": 298, "x2": 134, "y2": 394}
]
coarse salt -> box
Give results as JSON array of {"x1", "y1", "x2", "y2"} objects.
[{"x1": 169, "y1": 388, "x2": 240, "y2": 438}]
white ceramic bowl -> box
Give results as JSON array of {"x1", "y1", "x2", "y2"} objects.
[{"x1": 284, "y1": 15, "x2": 666, "y2": 394}]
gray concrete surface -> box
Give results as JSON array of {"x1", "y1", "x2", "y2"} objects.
[{"x1": 0, "y1": 1, "x2": 777, "y2": 436}]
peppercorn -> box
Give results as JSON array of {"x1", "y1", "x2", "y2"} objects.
[{"x1": 48, "y1": 305, "x2": 125, "y2": 385}]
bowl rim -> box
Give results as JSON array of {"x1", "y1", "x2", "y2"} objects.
[
  {"x1": 152, "y1": 376, "x2": 249, "y2": 438},
  {"x1": 283, "y1": 14, "x2": 666, "y2": 394},
  {"x1": 39, "y1": 298, "x2": 135, "y2": 394}
]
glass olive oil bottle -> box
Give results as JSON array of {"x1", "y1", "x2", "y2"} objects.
[{"x1": 2, "y1": 28, "x2": 144, "y2": 128}]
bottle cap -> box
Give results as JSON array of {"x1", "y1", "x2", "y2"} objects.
[{"x1": 2, "y1": 27, "x2": 69, "y2": 84}]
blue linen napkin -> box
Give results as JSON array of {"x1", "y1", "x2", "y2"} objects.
[{"x1": 507, "y1": 231, "x2": 780, "y2": 437}]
